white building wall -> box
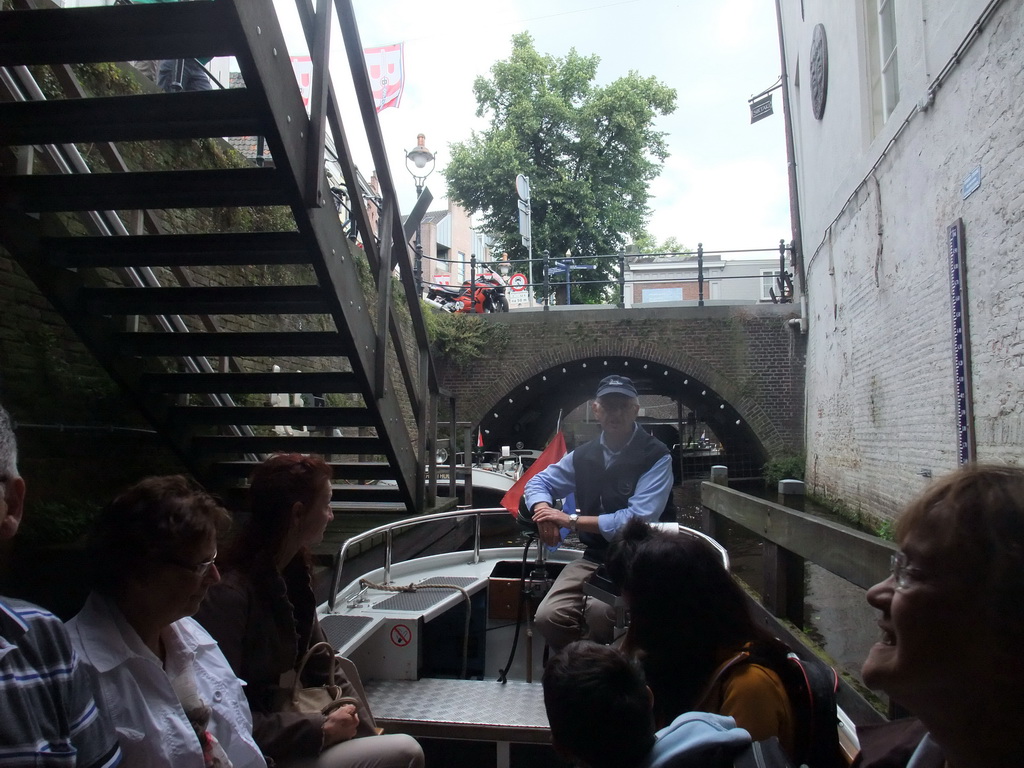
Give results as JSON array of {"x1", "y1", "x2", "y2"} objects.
[
  {"x1": 624, "y1": 258, "x2": 784, "y2": 307},
  {"x1": 782, "y1": 0, "x2": 1024, "y2": 520}
]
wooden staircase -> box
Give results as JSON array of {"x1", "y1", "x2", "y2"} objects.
[{"x1": 0, "y1": 0, "x2": 447, "y2": 524}]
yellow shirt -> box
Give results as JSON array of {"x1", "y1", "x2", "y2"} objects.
[{"x1": 697, "y1": 651, "x2": 797, "y2": 758}]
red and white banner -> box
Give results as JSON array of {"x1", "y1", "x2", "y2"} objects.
[
  {"x1": 290, "y1": 56, "x2": 313, "y2": 110},
  {"x1": 363, "y1": 43, "x2": 405, "y2": 113}
]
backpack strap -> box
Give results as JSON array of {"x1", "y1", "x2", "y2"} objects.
[
  {"x1": 782, "y1": 652, "x2": 842, "y2": 768},
  {"x1": 741, "y1": 642, "x2": 844, "y2": 768}
]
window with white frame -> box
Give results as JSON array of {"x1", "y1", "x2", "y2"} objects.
[
  {"x1": 760, "y1": 270, "x2": 778, "y2": 302},
  {"x1": 865, "y1": 0, "x2": 900, "y2": 133},
  {"x1": 878, "y1": 0, "x2": 900, "y2": 116}
]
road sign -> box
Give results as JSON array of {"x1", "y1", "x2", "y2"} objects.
[
  {"x1": 518, "y1": 199, "x2": 531, "y2": 247},
  {"x1": 509, "y1": 273, "x2": 527, "y2": 291},
  {"x1": 515, "y1": 174, "x2": 530, "y2": 201}
]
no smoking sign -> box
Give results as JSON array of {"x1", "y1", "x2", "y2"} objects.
[{"x1": 390, "y1": 624, "x2": 412, "y2": 647}]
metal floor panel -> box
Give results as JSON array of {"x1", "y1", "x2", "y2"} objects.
[
  {"x1": 364, "y1": 678, "x2": 549, "y2": 743},
  {"x1": 320, "y1": 614, "x2": 374, "y2": 650},
  {"x1": 372, "y1": 576, "x2": 477, "y2": 612}
]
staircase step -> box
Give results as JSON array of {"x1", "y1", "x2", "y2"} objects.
[
  {"x1": 1, "y1": 168, "x2": 293, "y2": 212},
  {"x1": 0, "y1": 89, "x2": 264, "y2": 145},
  {"x1": 115, "y1": 331, "x2": 351, "y2": 357},
  {"x1": 0, "y1": 3, "x2": 236, "y2": 67},
  {"x1": 314, "y1": 512, "x2": 414, "y2": 560},
  {"x1": 169, "y1": 406, "x2": 376, "y2": 428},
  {"x1": 329, "y1": 501, "x2": 410, "y2": 514},
  {"x1": 44, "y1": 232, "x2": 310, "y2": 269},
  {"x1": 81, "y1": 285, "x2": 330, "y2": 316},
  {"x1": 331, "y1": 484, "x2": 404, "y2": 504},
  {"x1": 191, "y1": 434, "x2": 383, "y2": 455},
  {"x1": 213, "y1": 460, "x2": 394, "y2": 481},
  {"x1": 141, "y1": 371, "x2": 362, "y2": 395}
]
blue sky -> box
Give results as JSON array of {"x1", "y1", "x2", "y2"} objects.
[{"x1": 275, "y1": 0, "x2": 791, "y2": 254}]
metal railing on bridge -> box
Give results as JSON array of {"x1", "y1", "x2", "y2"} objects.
[{"x1": 417, "y1": 240, "x2": 797, "y2": 310}]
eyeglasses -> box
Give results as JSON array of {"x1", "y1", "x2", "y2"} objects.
[
  {"x1": 168, "y1": 552, "x2": 217, "y2": 579},
  {"x1": 889, "y1": 551, "x2": 923, "y2": 590}
]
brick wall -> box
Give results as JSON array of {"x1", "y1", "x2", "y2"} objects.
[
  {"x1": 434, "y1": 304, "x2": 805, "y2": 462},
  {"x1": 800, "y1": 1, "x2": 1024, "y2": 521}
]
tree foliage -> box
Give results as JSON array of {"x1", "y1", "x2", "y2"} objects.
[
  {"x1": 444, "y1": 33, "x2": 676, "y2": 303},
  {"x1": 628, "y1": 233, "x2": 691, "y2": 258}
]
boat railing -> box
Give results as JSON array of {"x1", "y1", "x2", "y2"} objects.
[
  {"x1": 328, "y1": 507, "x2": 514, "y2": 609},
  {"x1": 327, "y1": 508, "x2": 729, "y2": 610}
]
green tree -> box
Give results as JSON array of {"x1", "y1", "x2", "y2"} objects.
[
  {"x1": 626, "y1": 233, "x2": 692, "y2": 258},
  {"x1": 444, "y1": 33, "x2": 676, "y2": 303}
]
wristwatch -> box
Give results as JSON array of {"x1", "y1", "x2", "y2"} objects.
[{"x1": 568, "y1": 513, "x2": 579, "y2": 533}]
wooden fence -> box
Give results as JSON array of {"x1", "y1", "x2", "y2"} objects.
[{"x1": 700, "y1": 480, "x2": 898, "y2": 726}]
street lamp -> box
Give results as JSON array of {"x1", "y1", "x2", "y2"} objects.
[{"x1": 405, "y1": 133, "x2": 435, "y2": 295}]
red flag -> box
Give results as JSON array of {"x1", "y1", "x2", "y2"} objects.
[
  {"x1": 477, "y1": 429, "x2": 484, "y2": 449},
  {"x1": 500, "y1": 432, "x2": 567, "y2": 517},
  {"x1": 362, "y1": 43, "x2": 405, "y2": 113}
]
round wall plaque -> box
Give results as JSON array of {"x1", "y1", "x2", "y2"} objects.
[{"x1": 810, "y1": 23, "x2": 828, "y2": 120}]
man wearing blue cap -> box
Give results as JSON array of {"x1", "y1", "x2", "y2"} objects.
[{"x1": 525, "y1": 375, "x2": 675, "y2": 650}]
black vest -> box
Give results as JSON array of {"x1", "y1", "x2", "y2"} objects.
[{"x1": 572, "y1": 428, "x2": 675, "y2": 559}]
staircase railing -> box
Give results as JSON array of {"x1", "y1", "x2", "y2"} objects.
[{"x1": 244, "y1": 0, "x2": 445, "y2": 508}]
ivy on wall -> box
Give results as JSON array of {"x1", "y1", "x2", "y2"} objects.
[{"x1": 423, "y1": 309, "x2": 511, "y2": 370}]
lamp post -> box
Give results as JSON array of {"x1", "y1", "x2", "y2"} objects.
[{"x1": 405, "y1": 133, "x2": 435, "y2": 295}]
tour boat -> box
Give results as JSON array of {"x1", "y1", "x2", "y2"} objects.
[{"x1": 316, "y1": 508, "x2": 861, "y2": 767}]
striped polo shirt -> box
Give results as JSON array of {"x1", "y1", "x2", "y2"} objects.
[{"x1": 0, "y1": 597, "x2": 122, "y2": 767}]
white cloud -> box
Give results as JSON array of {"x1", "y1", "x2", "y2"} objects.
[{"x1": 274, "y1": 0, "x2": 792, "y2": 248}]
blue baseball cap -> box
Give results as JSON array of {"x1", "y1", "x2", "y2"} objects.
[{"x1": 596, "y1": 375, "x2": 638, "y2": 399}]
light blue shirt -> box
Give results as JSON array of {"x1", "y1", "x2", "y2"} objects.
[{"x1": 524, "y1": 425, "x2": 674, "y2": 540}]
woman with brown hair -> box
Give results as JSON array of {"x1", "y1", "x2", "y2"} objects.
[
  {"x1": 856, "y1": 464, "x2": 1024, "y2": 768},
  {"x1": 66, "y1": 475, "x2": 266, "y2": 767},
  {"x1": 196, "y1": 453, "x2": 423, "y2": 768}
]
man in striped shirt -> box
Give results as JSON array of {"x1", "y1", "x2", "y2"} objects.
[{"x1": 0, "y1": 405, "x2": 122, "y2": 767}]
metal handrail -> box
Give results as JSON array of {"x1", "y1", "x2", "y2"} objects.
[
  {"x1": 326, "y1": 509, "x2": 728, "y2": 610},
  {"x1": 327, "y1": 507, "x2": 513, "y2": 610},
  {"x1": 419, "y1": 241, "x2": 797, "y2": 308}
]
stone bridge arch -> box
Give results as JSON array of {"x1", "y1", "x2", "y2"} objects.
[{"x1": 437, "y1": 305, "x2": 805, "y2": 478}]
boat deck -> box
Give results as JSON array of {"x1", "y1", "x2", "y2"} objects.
[{"x1": 365, "y1": 678, "x2": 549, "y2": 744}]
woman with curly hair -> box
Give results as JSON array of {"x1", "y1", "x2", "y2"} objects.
[{"x1": 67, "y1": 475, "x2": 265, "y2": 767}]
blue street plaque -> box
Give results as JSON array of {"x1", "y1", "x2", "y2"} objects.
[{"x1": 961, "y1": 166, "x2": 981, "y2": 200}]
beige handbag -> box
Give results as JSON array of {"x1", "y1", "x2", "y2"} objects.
[{"x1": 280, "y1": 641, "x2": 359, "y2": 717}]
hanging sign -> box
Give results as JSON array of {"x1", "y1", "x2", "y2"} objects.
[{"x1": 750, "y1": 94, "x2": 773, "y2": 123}]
